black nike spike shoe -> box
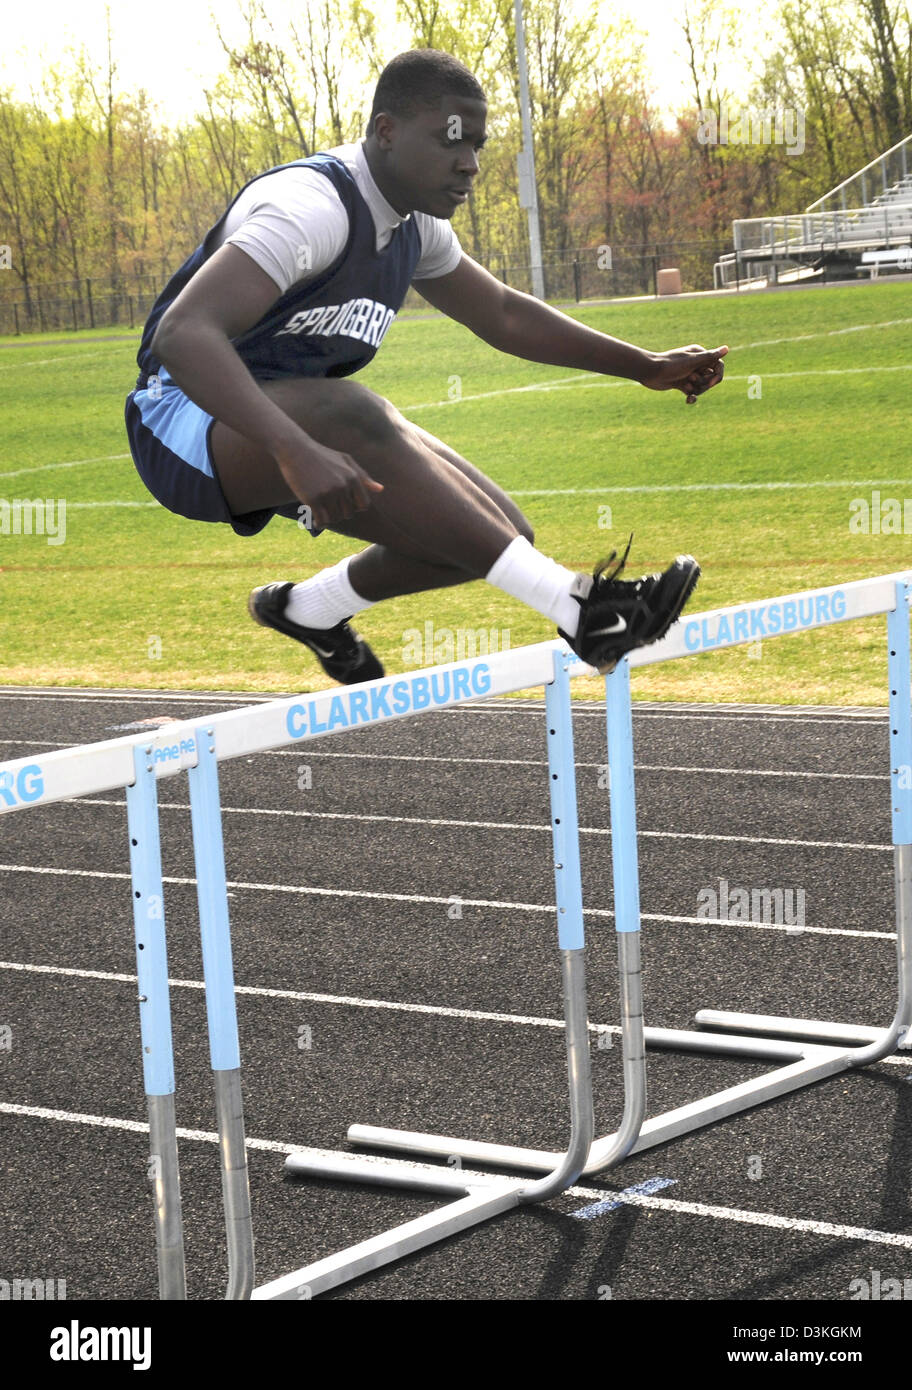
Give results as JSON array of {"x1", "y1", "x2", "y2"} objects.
[
  {"x1": 248, "y1": 582, "x2": 384, "y2": 685},
  {"x1": 559, "y1": 536, "x2": 700, "y2": 674}
]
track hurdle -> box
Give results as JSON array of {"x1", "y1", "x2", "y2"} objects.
[
  {"x1": 1, "y1": 569, "x2": 910, "y2": 1298},
  {"x1": 343, "y1": 571, "x2": 912, "y2": 1189},
  {"x1": 0, "y1": 641, "x2": 633, "y2": 1299}
]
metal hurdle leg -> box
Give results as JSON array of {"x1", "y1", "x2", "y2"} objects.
[
  {"x1": 188, "y1": 729, "x2": 255, "y2": 1300},
  {"x1": 347, "y1": 657, "x2": 650, "y2": 1177},
  {"x1": 690, "y1": 576, "x2": 912, "y2": 1065},
  {"x1": 126, "y1": 746, "x2": 186, "y2": 1300},
  {"x1": 258, "y1": 651, "x2": 605, "y2": 1298},
  {"x1": 348, "y1": 581, "x2": 912, "y2": 1178}
]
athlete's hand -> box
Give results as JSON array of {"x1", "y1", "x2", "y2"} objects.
[
  {"x1": 640, "y1": 345, "x2": 728, "y2": 404},
  {"x1": 274, "y1": 433, "x2": 384, "y2": 529}
]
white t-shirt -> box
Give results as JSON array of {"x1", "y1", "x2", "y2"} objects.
[{"x1": 215, "y1": 141, "x2": 462, "y2": 295}]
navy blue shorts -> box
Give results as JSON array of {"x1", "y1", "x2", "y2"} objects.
[{"x1": 124, "y1": 369, "x2": 311, "y2": 538}]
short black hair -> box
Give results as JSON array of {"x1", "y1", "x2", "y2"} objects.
[{"x1": 369, "y1": 50, "x2": 485, "y2": 131}]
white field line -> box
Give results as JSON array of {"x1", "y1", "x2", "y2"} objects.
[
  {"x1": 729, "y1": 316, "x2": 912, "y2": 349},
  {"x1": 402, "y1": 363, "x2": 912, "y2": 414},
  {"x1": 3, "y1": 1097, "x2": 912, "y2": 1248},
  {"x1": 0, "y1": 863, "x2": 894, "y2": 939},
  {"x1": 71, "y1": 796, "x2": 892, "y2": 855},
  {"x1": 0, "y1": 349, "x2": 121, "y2": 372},
  {"x1": 0, "y1": 453, "x2": 132, "y2": 480},
  {"x1": 4, "y1": 312, "x2": 911, "y2": 485},
  {"x1": 3, "y1": 957, "x2": 910, "y2": 1065},
  {"x1": 2, "y1": 312, "x2": 909, "y2": 378},
  {"x1": 0, "y1": 736, "x2": 888, "y2": 780},
  {"x1": 7, "y1": 464, "x2": 911, "y2": 500},
  {"x1": 509, "y1": 476, "x2": 912, "y2": 497},
  {"x1": 397, "y1": 313, "x2": 912, "y2": 413},
  {"x1": 8, "y1": 476, "x2": 912, "y2": 502}
]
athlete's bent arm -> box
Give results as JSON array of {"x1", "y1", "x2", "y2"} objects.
[
  {"x1": 149, "y1": 244, "x2": 382, "y2": 524},
  {"x1": 415, "y1": 254, "x2": 727, "y2": 405}
]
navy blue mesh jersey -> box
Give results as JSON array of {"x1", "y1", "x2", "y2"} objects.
[{"x1": 135, "y1": 153, "x2": 423, "y2": 388}]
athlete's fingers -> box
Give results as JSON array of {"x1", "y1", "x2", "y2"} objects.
[
  {"x1": 348, "y1": 459, "x2": 384, "y2": 511},
  {"x1": 682, "y1": 351, "x2": 726, "y2": 402}
]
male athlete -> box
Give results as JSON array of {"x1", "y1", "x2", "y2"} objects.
[{"x1": 125, "y1": 49, "x2": 727, "y2": 683}]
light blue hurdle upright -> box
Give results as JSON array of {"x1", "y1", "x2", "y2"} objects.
[{"x1": 126, "y1": 746, "x2": 185, "y2": 1300}]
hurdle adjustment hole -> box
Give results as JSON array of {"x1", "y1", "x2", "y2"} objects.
[
  {"x1": 131, "y1": 838, "x2": 138, "y2": 846},
  {"x1": 134, "y1": 891, "x2": 141, "y2": 899}
]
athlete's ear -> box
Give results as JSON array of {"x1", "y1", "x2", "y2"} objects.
[{"x1": 372, "y1": 112, "x2": 396, "y2": 150}]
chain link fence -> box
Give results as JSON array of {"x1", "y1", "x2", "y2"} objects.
[{"x1": 0, "y1": 242, "x2": 735, "y2": 336}]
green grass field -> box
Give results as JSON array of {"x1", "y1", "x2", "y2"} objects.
[{"x1": 0, "y1": 280, "x2": 910, "y2": 703}]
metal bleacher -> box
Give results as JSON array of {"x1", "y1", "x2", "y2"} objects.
[{"x1": 714, "y1": 133, "x2": 912, "y2": 288}]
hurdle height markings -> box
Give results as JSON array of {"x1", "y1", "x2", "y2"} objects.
[{"x1": 0, "y1": 571, "x2": 911, "y2": 1299}]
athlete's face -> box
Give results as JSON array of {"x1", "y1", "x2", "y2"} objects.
[{"x1": 370, "y1": 95, "x2": 487, "y2": 219}]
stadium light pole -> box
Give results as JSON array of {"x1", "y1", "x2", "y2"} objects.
[{"x1": 514, "y1": 0, "x2": 545, "y2": 300}]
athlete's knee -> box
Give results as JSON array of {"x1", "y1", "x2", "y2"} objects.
[{"x1": 305, "y1": 382, "x2": 404, "y2": 454}]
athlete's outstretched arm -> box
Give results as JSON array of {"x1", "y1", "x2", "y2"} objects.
[{"x1": 414, "y1": 254, "x2": 727, "y2": 405}]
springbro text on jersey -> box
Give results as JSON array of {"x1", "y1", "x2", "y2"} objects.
[{"x1": 276, "y1": 298, "x2": 396, "y2": 347}]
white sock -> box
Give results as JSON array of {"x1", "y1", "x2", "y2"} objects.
[
  {"x1": 284, "y1": 557, "x2": 373, "y2": 630},
  {"x1": 485, "y1": 536, "x2": 581, "y2": 637}
]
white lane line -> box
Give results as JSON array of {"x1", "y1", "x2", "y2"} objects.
[
  {"x1": 4, "y1": 1100, "x2": 912, "y2": 1248},
  {"x1": 0, "y1": 864, "x2": 894, "y2": 939},
  {"x1": 0, "y1": 692, "x2": 889, "y2": 726},
  {"x1": 0, "y1": 959, "x2": 590, "y2": 1032},
  {"x1": 591, "y1": 1192, "x2": 912, "y2": 1250},
  {"x1": 434, "y1": 705, "x2": 887, "y2": 724},
  {"x1": 0, "y1": 736, "x2": 884, "y2": 779},
  {"x1": 0, "y1": 697, "x2": 264, "y2": 710},
  {"x1": 71, "y1": 797, "x2": 892, "y2": 855},
  {"x1": 3, "y1": 959, "x2": 911, "y2": 1068},
  {"x1": 261, "y1": 749, "x2": 886, "y2": 781}
]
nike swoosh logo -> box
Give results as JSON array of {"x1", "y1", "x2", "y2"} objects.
[
  {"x1": 307, "y1": 640, "x2": 338, "y2": 659},
  {"x1": 588, "y1": 616, "x2": 627, "y2": 636}
]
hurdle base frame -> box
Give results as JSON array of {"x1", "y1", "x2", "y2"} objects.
[{"x1": 342, "y1": 1019, "x2": 906, "y2": 1180}]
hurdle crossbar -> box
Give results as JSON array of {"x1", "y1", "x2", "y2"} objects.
[{"x1": 2, "y1": 570, "x2": 910, "y2": 1297}]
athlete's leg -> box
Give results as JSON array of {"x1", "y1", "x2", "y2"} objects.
[
  {"x1": 331, "y1": 422, "x2": 534, "y2": 600},
  {"x1": 214, "y1": 375, "x2": 700, "y2": 677},
  {"x1": 210, "y1": 377, "x2": 520, "y2": 595}
]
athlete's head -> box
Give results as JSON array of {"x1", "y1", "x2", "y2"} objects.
[{"x1": 364, "y1": 50, "x2": 487, "y2": 220}]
